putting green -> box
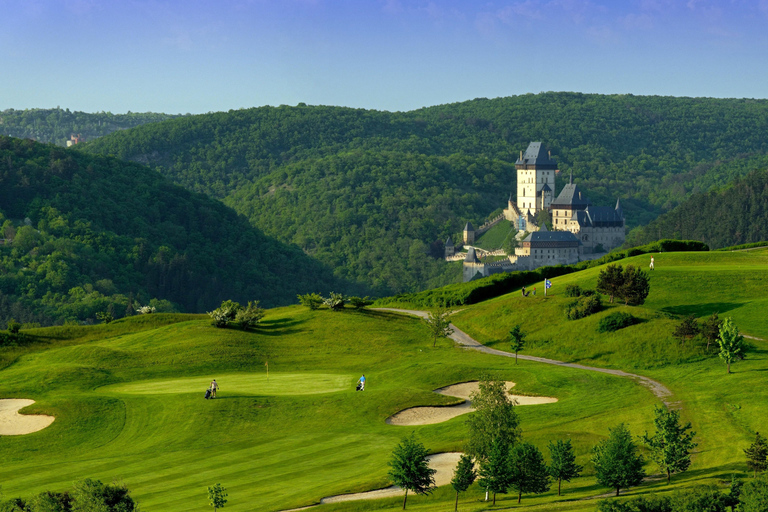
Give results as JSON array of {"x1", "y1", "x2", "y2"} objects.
[{"x1": 100, "y1": 373, "x2": 351, "y2": 396}]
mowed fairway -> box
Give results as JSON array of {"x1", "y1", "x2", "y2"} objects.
[{"x1": 0, "y1": 249, "x2": 765, "y2": 511}]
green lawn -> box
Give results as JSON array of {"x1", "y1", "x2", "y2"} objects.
[{"x1": 1, "y1": 249, "x2": 766, "y2": 511}]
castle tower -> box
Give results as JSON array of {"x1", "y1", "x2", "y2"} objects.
[
  {"x1": 444, "y1": 236, "x2": 455, "y2": 258},
  {"x1": 516, "y1": 142, "x2": 557, "y2": 215},
  {"x1": 463, "y1": 222, "x2": 475, "y2": 245}
]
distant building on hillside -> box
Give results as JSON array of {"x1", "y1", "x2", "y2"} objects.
[
  {"x1": 460, "y1": 141, "x2": 625, "y2": 281},
  {"x1": 66, "y1": 134, "x2": 85, "y2": 147}
]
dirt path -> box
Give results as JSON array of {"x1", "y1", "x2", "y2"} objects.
[{"x1": 374, "y1": 308, "x2": 674, "y2": 406}]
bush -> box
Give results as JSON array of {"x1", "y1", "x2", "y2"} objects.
[
  {"x1": 348, "y1": 296, "x2": 373, "y2": 309},
  {"x1": 297, "y1": 293, "x2": 323, "y2": 310},
  {"x1": 564, "y1": 284, "x2": 583, "y2": 297},
  {"x1": 208, "y1": 300, "x2": 241, "y2": 327},
  {"x1": 6, "y1": 319, "x2": 21, "y2": 334},
  {"x1": 565, "y1": 295, "x2": 602, "y2": 320},
  {"x1": 323, "y1": 292, "x2": 345, "y2": 311},
  {"x1": 598, "y1": 312, "x2": 639, "y2": 333},
  {"x1": 234, "y1": 301, "x2": 265, "y2": 329}
]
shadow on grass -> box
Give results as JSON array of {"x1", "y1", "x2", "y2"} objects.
[
  {"x1": 253, "y1": 317, "x2": 307, "y2": 336},
  {"x1": 661, "y1": 302, "x2": 742, "y2": 317}
]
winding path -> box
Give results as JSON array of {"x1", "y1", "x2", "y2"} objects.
[{"x1": 374, "y1": 308, "x2": 674, "y2": 406}]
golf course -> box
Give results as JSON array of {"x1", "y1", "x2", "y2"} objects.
[{"x1": 1, "y1": 249, "x2": 766, "y2": 510}]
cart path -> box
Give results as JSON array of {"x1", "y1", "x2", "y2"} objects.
[{"x1": 374, "y1": 308, "x2": 674, "y2": 406}]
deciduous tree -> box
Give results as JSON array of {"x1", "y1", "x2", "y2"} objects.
[
  {"x1": 207, "y1": 483, "x2": 228, "y2": 511},
  {"x1": 423, "y1": 306, "x2": 454, "y2": 347},
  {"x1": 465, "y1": 378, "x2": 520, "y2": 462},
  {"x1": 642, "y1": 406, "x2": 697, "y2": 483},
  {"x1": 509, "y1": 325, "x2": 525, "y2": 364},
  {"x1": 718, "y1": 317, "x2": 745, "y2": 374},
  {"x1": 388, "y1": 434, "x2": 436, "y2": 510},
  {"x1": 596, "y1": 264, "x2": 624, "y2": 303},
  {"x1": 592, "y1": 423, "x2": 645, "y2": 496},
  {"x1": 621, "y1": 265, "x2": 650, "y2": 306},
  {"x1": 509, "y1": 442, "x2": 550, "y2": 504}
]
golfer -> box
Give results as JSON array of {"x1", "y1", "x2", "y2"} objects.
[
  {"x1": 210, "y1": 379, "x2": 219, "y2": 398},
  {"x1": 357, "y1": 374, "x2": 366, "y2": 391}
]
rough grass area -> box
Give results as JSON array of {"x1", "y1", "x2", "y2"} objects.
[{"x1": 471, "y1": 220, "x2": 516, "y2": 251}]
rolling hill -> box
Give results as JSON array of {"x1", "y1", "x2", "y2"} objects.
[
  {"x1": 80, "y1": 93, "x2": 768, "y2": 294},
  {"x1": 0, "y1": 136, "x2": 351, "y2": 327}
]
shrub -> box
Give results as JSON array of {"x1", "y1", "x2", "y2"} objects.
[
  {"x1": 323, "y1": 292, "x2": 346, "y2": 311},
  {"x1": 348, "y1": 296, "x2": 373, "y2": 309},
  {"x1": 6, "y1": 319, "x2": 21, "y2": 334},
  {"x1": 565, "y1": 295, "x2": 602, "y2": 320},
  {"x1": 297, "y1": 293, "x2": 323, "y2": 310},
  {"x1": 208, "y1": 300, "x2": 241, "y2": 327},
  {"x1": 564, "y1": 284, "x2": 583, "y2": 297},
  {"x1": 598, "y1": 312, "x2": 639, "y2": 333},
  {"x1": 234, "y1": 301, "x2": 265, "y2": 330}
]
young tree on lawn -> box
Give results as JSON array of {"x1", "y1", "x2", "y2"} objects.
[
  {"x1": 548, "y1": 439, "x2": 583, "y2": 496},
  {"x1": 450, "y1": 454, "x2": 476, "y2": 512},
  {"x1": 596, "y1": 264, "x2": 624, "y2": 303},
  {"x1": 620, "y1": 265, "x2": 650, "y2": 305},
  {"x1": 718, "y1": 317, "x2": 745, "y2": 374},
  {"x1": 509, "y1": 325, "x2": 525, "y2": 364},
  {"x1": 509, "y1": 442, "x2": 551, "y2": 504},
  {"x1": 642, "y1": 406, "x2": 697, "y2": 483},
  {"x1": 745, "y1": 432, "x2": 768, "y2": 477},
  {"x1": 592, "y1": 423, "x2": 645, "y2": 496},
  {"x1": 423, "y1": 306, "x2": 454, "y2": 347},
  {"x1": 207, "y1": 483, "x2": 227, "y2": 512},
  {"x1": 673, "y1": 315, "x2": 700, "y2": 343},
  {"x1": 701, "y1": 312, "x2": 723, "y2": 351},
  {"x1": 478, "y1": 438, "x2": 511, "y2": 506},
  {"x1": 465, "y1": 378, "x2": 521, "y2": 462},
  {"x1": 388, "y1": 434, "x2": 436, "y2": 510}
]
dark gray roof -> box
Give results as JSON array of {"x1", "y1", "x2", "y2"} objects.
[
  {"x1": 585, "y1": 205, "x2": 624, "y2": 227},
  {"x1": 464, "y1": 222, "x2": 475, "y2": 232},
  {"x1": 551, "y1": 183, "x2": 590, "y2": 209},
  {"x1": 541, "y1": 182, "x2": 552, "y2": 192},
  {"x1": 464, "y1": 247, "x2": 480, "y2": 263},
  {"x1": 523, "y1": 230, "x2": 580, "y2": 245},
  {"x1": 445, "y1": 237, "x2": 454, "y2": 247},
  {"x1": 515, "y1": 142, "x2": 557, "y2": 169}
]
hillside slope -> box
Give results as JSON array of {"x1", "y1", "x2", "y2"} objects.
[
  {"x1": 0, "y1": 136, "x2": 349, "y2": 326},
  {"x1": 81, "y1": 93, "x2": 768, "y2": 294}
]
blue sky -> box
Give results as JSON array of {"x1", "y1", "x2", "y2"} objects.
[{"x1": 2, "y1": 0, "x2": 767, "y2": 114}]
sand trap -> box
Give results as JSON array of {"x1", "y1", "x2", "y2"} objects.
[
  {"x1": 0, "y1": 399, "x2": 55, "y2": 435},
  {"x1": 387, "y1": 381, "x2": 557, "y2": 426},
  {"x1": 321, "y1": 452, "x2": 462, "y2": 504}
]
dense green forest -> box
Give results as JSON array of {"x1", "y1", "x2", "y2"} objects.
[
  {"x1": 0, "y1": 136, "x2": 349, "y2": 327},
  {"x1": 80, "y1": 93, "x2": 768, "y2": 293},
  {"x1": 626, "y1": 167, "x2": 768, "y2": 248},
  {"x1": 0, "y1": 108, "x2": 181, "y2": 146}
]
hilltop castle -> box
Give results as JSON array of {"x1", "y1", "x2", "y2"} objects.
[{"x1": 461, "y1": 142, "x2": 625, "y2": 281}]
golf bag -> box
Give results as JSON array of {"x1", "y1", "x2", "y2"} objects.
[
  {"x1": 356, "y1": 382, "x2": 364, "y2": 391},
  {"x1": 204, "y1": 389, "x2": 212, "y2": 399}
]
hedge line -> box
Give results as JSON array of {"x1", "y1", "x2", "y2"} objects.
[
  {"x1": 374, "y1": 239, "x2": 708, "y2": 308},
  {"x1": 715, "y1": 241, "x2": 768, "y2": 251}
]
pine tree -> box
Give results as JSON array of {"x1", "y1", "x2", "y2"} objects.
[
  {"x1": 642, "y1": 406, "x2": 697, "y2": 483},
  {"x1": 509, "y1": 442, "x2": 551, "y2": 504},
  {"x1": 478, "y1": 438, "x2": 511, "y2": 506},
  {"x1": 745, "y1": 432, "x2": 768, "y2": 477},
  {"x1": 450, "y1": 454, "x2": 476, "y2": 512},
  {"x1": 593, "y1": 423, "x2": 645, "y2": 496},
  {"x1": 388, "y1": 434, "x2": 436, "y2": 510},
  {"x1": 548, "y1": 439, "x2": 583, "y2": 496}
]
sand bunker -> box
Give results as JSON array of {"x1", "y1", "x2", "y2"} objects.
[
  {"x1": 387, "y1": 381, "x2": 557, "y2": 426},
  {"x1": 321, "y1": 452, "x2": 462, "y2": 504},
  {"x1": 0, "y1": 399, "x2": 55, "y2": 435}
]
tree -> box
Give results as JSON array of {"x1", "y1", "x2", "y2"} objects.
[
  {"x1": 70, "y1": 478, "x2": 137, "y2": 511},
  {"x1": 718, "y1": 317, "x2": 745, "y2": 374},
  {"x1": 323, "y1": 291, "x2": 346, "y2": 311},
  {"x1": 388, "y1": 434, "x2": 436, "y2": 510},
  {"x1": 450, "y1": 454, "x2": 476, "y2": 512},
  {"x1": 509, "y1": 325, "x2": 525, "y2": 364},
  {"x1": 348, "y1": 296, "x2": 373, "y2": 309},
  {"x1": 673, "y1": 315, "x2": 700, "y2": 343},
  {"x1": 96, "y1": 310, "x2": 114, "y2": 324},
  {"x1": 297, "y1": 293, "x2": 323, "y2": 310},
  {"x1": 745, "y1": 432, "x2": 768, "y2": 477},
  {"x1": 234, "y1": 300, "x2": 265, "y2": 329},
  {"x1": 722, "y1": 475, "x2": 743, "y2": 512},
  {"x1": 465, "y1": 378, "x2": 521, "y2": 462},
  {"x1": 592, "y1": 423, "x2": 645, "y2": 496},
  {"x1": 596, "y1": 264, "x2": 624, "y2": 303},
  {"x1": 642, "y1": 406, "x2": 697, "y2": 483},
  {"x1": 740, "y1": 474, "x2": 768, "y2": 512},
  {"x1": 620, "y1": 265, "x2": 650, "y2": 306},
  {"x1": 423, "y1": 306, "x2": 454, "y2": 347},
  {"x1": 548, "y1": 439, "x2": 583, "y2": 496},
  {"x1": 477, "y1": 437, "x2": 511, "y2": 505},
  {"x1": 207, "y1": 483, "x2": 228, "y2": 511},
  {"x1": 208, "y1": 300, "x2": 241, "y2": 328},
  {"x1": 509, "y1": 442, "x2": 550, "y2": 504},
  {"x1": 701, "y1": 312, "x2": 723, "y2": 351}
]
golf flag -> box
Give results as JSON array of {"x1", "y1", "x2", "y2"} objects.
[{"x1": 544, "y1": 278, "x2": 552, "y2": 296}]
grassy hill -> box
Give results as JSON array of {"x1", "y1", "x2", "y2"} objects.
[
  {"x1": 1, "y1": 249, "x2": 766, "y2": 510},
  {"x1": 0, "y1": 136, "x2": 350, "y2": 327},
  {"x1": 79, "y1": 93, "x2": 768, "y2": 295}
]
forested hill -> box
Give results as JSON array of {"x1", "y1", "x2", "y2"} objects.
[
  {"x1": 0, "y1": 136, "x2": 349, "y2": 327},
  {"x1": 626, "y1": 168, "x2": 768, "y2": 249},
  {"x1": 0, "y1": 108, "x2": 181, "y2": 146},
  {"x1": 80, "y1": 93, "x2": 768, "y2": 293}
]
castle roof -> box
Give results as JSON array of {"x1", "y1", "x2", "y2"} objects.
[
  {"x1": 522, "y1": 230, "x2": 580, "y2": 247},
  {"x1": 551, "y1": 182, "x2": 590, "y2": 209},
  {"x1": 464, "y1": 247, "x2": 481, "y2": 263},
  {"x1": 572, "y1": 205, "x2": 624, "y2": 228},
  {"x1": 515, "y1": 142, "x2": 558, "y2": 170},
  {"x1": 464, "y1": 222, "x2": 475, "y2": 232},
  {"x1": 541, "y1": 182, "x2": 552, "y2": 192},
  {"x1": 445, "y1": 237, "x2": 454, "y2": 247}
]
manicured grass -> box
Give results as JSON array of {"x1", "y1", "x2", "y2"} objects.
[
  {"x1": 472, "y1": 220, "x2": 516, "y2": 251},
  {"x1": 1, "y1": 250, "x2": 766, "y2": 511}
]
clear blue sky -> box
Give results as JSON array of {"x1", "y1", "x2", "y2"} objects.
[{"x1": 2, "y1": 0, "x2": 767, "y2": 114}]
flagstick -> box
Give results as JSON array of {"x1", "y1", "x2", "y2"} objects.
[
  {"x1": 266, "y1": 359, "x2": 269, "y2": 381},
  {"x1": 544, "y1": 280, "x2": 547, "y2": 297}
]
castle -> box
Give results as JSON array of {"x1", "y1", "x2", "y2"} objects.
[{"x1": 460, "y1": 142, "x2": 625, "y2": 281}]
